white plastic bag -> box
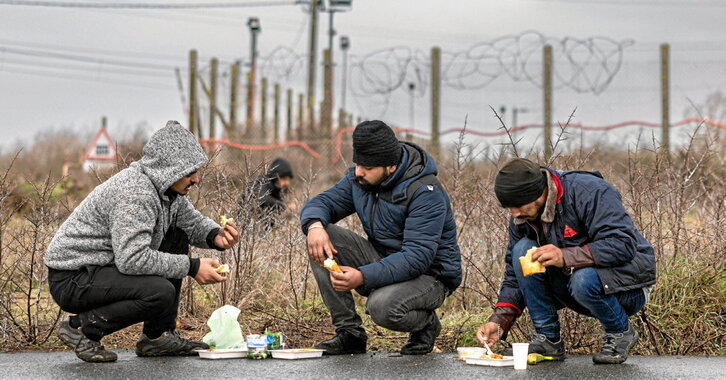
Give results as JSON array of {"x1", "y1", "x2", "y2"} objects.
[{"x1": 202, "y1": 305, "x2": 245, "y2": 349}]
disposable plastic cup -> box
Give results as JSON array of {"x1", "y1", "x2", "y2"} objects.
[{"x1": 512, "y1": 343, "x2": 529, "y2": 370}]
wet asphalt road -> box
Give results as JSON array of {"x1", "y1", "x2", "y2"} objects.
[{"x1": 1, "y1": 351, "x2": 724, "y2": 379}]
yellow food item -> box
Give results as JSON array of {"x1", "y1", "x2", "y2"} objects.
[
  {"x1": 215, "y1": 264, "x2": 230, "y2": 274},
  {"x1": 519, "y1": 247, "x2": 545, "y2": 276},
  {"x1": 220, "y1": 215, "x2": 234, "y2": 227},
  {"x1": 323, "y1": 258, "x2": 343, "y2": 273},
  {"x1": 480, "y1": 353, "x2": 504, "y2": 359},
  {"x1": 291, "y1": 349, "x2": 319, "y2": 352}
]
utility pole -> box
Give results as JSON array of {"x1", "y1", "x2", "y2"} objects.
[
  {"x1": 298, "y1": 92, "x2": 305, "y2": 140},
  {"x1": 661, "y1": 43, "x2": 670, "y2": 154},
  {"x1": 431, "y1": 47, "x2": 441, "y2": 159},
  {"x1": 286, "y1": 88, "x2": 293, "y2": 141},
  {"x1": 408, "y1": 82, "x2": 415, "y2": 140},
  {"x1": 246, "y1": 17, "x2": 261, "y2": 133},
  {"x1": 261, "y1": 77, "x2": 268, "y2": 142},
  {"x1": 274, "y1": 83, "x2": 280, "y2": 144},
  {"x1": 340, "y1": 35, "x2": 350, "y2": 114},
  {"x1": 322, "y1": 48, "x2": 334, "y2": 160},
  {"x1": 188, "y1": 49, "x2": 198, "y2": 137},
  {"x1": 209, "y1": 57, "x2": 218, "y2": 140},
  {"x1": 306, "y1": 0, "x2": 319, "y2": 136},
  {"x1": 229, "y1": 61, "x2": 240, "y2": 138},
  {"x1": 543, "y1": 44, "x2": 553, "y2": 160}
]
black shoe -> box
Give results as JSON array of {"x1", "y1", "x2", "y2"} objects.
[
  {"x1": 57, "y1": 317, "x2": 84, "y2": 349},
  {"x1": 58, "y1": 317, "x2": 117, "y2": 362},
  {"x1": 314, "y1": 330, "x2": 367, "y2": 355},
  {"x1": 503, "y1": 333, "x2": 566, "y2": 360},
  {"x1": 400, "y1": 314, "x2": 441, "y2": 355},
  {"x1": 593, "y1": 324, "x2": 638, "y2": 364},
  {"x1": 135, "y1": 330, "x2": 209, "y2": 357}
]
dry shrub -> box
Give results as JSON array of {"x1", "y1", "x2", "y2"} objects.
[{"x1": 0, "y1": 124, "x2": 724, "y2": 355}]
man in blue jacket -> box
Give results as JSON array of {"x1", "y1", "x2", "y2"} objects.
[
  {"x1": 300, "y1": 121, "x2": 461, "y2": 355},
  {"x1": 476, "y1": 158, "x2": 655, "y2": 364}
]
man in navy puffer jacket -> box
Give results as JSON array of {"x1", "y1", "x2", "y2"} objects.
[
  {"x1": 476, "y1": 158, "x2": 655, "y2": 365},
  {"x1": 300, "y1": 121, "x2": 461, "y2": 355}
]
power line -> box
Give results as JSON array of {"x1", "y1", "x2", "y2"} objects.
[
  {"x1": 0, "y1": 1, "x2": 297, "y2": 9},
  {"x1": 0, "y1": 45, "x2": 175, "y2": 71},
  {"x1": 0, "y1": 66, "x2": 174, "y2": 90}
]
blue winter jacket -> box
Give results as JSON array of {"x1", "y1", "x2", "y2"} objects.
[
  {"x1": 300, "y1": 142, "x2": 462, "y2": 294},
  {"x1": 496, "y1": 168, "x2": 656, "y2": 312}
]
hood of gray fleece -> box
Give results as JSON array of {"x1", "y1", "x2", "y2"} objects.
[
  {"x1": 44, "y1": 121, "x2": 219, "y2": 279},
  {"x1": 133, "y1": 120, "x2": 209, "y2": 198}
]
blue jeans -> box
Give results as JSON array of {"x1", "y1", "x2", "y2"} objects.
[{"x1": 512, "y1": 238, "x2": 646, "y2": 339}]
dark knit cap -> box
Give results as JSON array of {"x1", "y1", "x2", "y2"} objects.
[
  {"x1": 268, "y1": 157, "x2": 293, "y2": 178},
  {"x1": 494, "y1": 158, "x2": 547, "y2": 207},
  {"x1": 352, "y1": 120, "x2": 402, "y2": 167}
]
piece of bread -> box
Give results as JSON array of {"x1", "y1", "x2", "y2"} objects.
[
  {"x1": 519, "y1": 247, "x2": 545, "y2": 276},
  {"x1": 323, "y1": 258, "x2": 343, "y2": 273},
  {"x1": 220, "y1": 215, "x2": 234, "y2": 227},
  {"x1": 215, "y1": 264, "x2": 230, "y2": 274}
]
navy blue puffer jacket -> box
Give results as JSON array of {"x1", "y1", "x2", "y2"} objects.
[
  {"x1": 496, "y1": 168, "x2": 656, "y2": 312},
  {"x1": 300, "y1": 142, "x2": 462, "y2": 293}
]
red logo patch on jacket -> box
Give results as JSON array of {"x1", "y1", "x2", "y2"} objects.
[{"x1": 563, "y1": 225, "x2": 578, "y2": 238}]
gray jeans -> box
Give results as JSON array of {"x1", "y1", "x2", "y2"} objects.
[{"x1": 310, "y1": 224, "x2": 448, "y2": 339}]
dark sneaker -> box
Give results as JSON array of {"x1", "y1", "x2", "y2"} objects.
[
  {"x1": 503, "y1": 333, "x2": 566, "y2": 360},
  {"x1": 314, "y1": 330, "x2": 367, "y2": 355},
  {"x1": 58, "y1": 317, "x2": 117, "y2": 362},
  {"x1": 75, "y1": 338, "x2": 118, "y2": 363},
  {"x1": 135, "y1": 330, "x2": 209, "y2": 357},
  {"x1": 400, "y1": 314, "x2": 441, "y2": 355},
  {"x1": 593, "y1": 324, "x2": 638, "y2": 364},
  {"x1": 57, "y1": 317, "x2": 84, "y2": 349}
]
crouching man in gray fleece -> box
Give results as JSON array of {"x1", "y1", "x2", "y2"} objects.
[{"x1": 44, "y1": 121, "x2": 239, "y2": 363}]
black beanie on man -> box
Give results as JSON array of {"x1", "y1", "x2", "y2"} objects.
[
  {"x1": 494, "y1": 158, "x2": 547, "y2": 207},
  {"x1": 352, "y1": 120, "x2": 402, "y2": 167}
]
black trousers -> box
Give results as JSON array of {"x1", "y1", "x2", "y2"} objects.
[{"x1": 48, "y1": 227, "x2": 189, "y2": 342}]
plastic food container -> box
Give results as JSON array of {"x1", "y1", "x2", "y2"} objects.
[
  {"x1": 197, "y1": 348, "x2": 248, "y2": 360},
  {"x1": 270, "y1": 349, "x2": 325, "y2": 359},
  {"x1": 464, "y1": 355, "x2": 515, "y2": 367},
  {"x1": 456, "y1": 347, "x2": 486, "y2": 360}
]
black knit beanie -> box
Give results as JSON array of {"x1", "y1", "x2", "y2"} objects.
[
  {"x1": 352, "y1": 120, "x2": 402, "y2": 167},
  {"x1": 494, "y1": 158, "x2": 547, "y2": 207},
  {"x1": 268, "y1": 157, "x2": 293, "y2": 178}
]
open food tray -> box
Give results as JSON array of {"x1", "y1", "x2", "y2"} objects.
[
  {"x1": 464, "y1": 356, "x2": 515, "y2": 367},
  {"x1": 270, "y1": 349, "x2": 325, "y2": 359},
  {"x1": 197, "y1": 348, "x2": 248, "y2": 360}
]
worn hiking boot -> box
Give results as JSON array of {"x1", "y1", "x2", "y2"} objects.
[
  {"x1": 75, "y1": 338, "x2": 118, "y2": 363},
  {"x1": 593, "y1": 324, "x2": 638, "y2": 364},
  {"x1": 401, "y1": 314, "x2": 441, "y2": 355},
  {"x1": 504, "y1": 333, "x2": 566, "y2": 360},
  {"x1": 314, "y1": 330, "x2": 367, "y2": 355},
  {"x1": 57, "y1": 317, "x2": 84, "y2": 349},
  {"x1": 58, "y1": 316, "x2": 117, "y2": 362},
  {"x1": 135, "y1": 330, "x2": 208, "y2": 357}
]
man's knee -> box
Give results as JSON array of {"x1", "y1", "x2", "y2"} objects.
[
  {"x1": 140, "y1": 278, "x2": 177, "y2": 311},
  {"x1": 569, "y1": 267, "x2": 603, "y2": 303},
  {"x1": 366, "y1": 287, "x2": 405, "y2": 331},
  {"x1": 512, "y1": 238, "x2": 537, "y2": 259},
  {"x1": 325, "y1": 224, "x2": 349, "y2": 246}
]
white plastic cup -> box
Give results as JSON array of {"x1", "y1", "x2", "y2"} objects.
[{"x1": 512, "y1": 343, "x2": 529, "y2": 370}]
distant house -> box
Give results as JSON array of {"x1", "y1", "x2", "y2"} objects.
[{"x1": 82, "y1": 126, "x2": 117, "y2": 172}]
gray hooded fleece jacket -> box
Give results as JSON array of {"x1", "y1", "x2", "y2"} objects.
[{"x1": 44, "y1": 121, "x2": 219, "y2": 279}]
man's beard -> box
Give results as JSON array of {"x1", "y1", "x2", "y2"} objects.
[{"x1": 355, "y1": 176, "x2": 381, "y2": 192}]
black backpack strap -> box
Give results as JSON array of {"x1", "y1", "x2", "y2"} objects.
[{"x1": 379, "y1": 174, "x2": 440, "y2": 207}]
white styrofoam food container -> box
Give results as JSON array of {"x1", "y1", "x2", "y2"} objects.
[
  {"x1": 197, "y1": 348, "x2": 248, "y2": 359},
  {"x1": 456, "y1": 347, "x2": 486, "y2": 360},
  {"x1": 464, "y1": 356, "x2": 515, "y2": 367},
  {"x1": 270, "y1": 349, "x2": 325, "y2": 359}
]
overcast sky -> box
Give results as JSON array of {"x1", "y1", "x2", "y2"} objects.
[{"x1": 1, "y1": 0, "x2": 725, "y2": 153}]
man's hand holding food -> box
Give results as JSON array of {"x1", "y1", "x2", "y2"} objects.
[{"x1": 306, "y1": 221, "x2": 338, "y2": 265}]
